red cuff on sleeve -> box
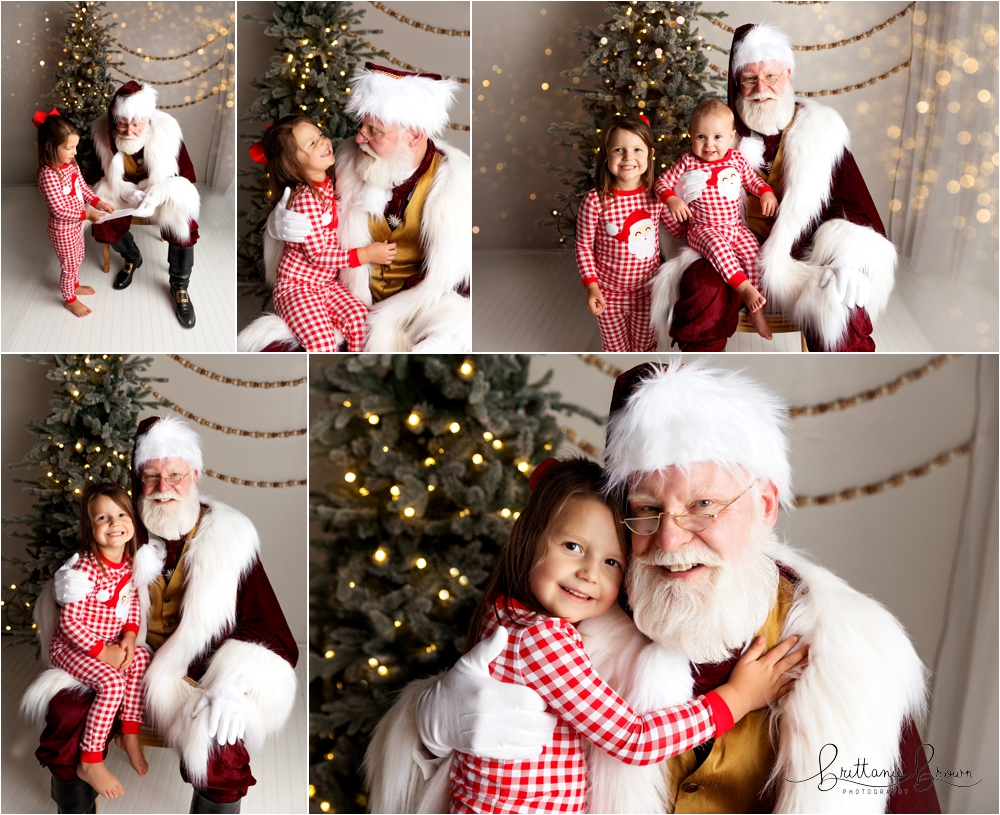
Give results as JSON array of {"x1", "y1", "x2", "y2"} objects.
[
  {"x1": 86, "y1": 641, "x2": 104, "y2": 658},
  {"x1": 726, "y1": 271, "x2": 749, "y2": 290},
  {"x1": 704, "y1": 690, "x2": 735, "y2": 736},
  {"x1": 581, "y1": 275, "x2": 599, "y2": 287},
  {"x1": 66, "y1": 296, "x2": 78, "y2": 304},
  {"x1": 348, "y1": 248, "x2": 361, "y2": 268},
  {"x1": 122, "y1": 623, "x2": 140, "y2": 635},
  {"x1": 79, "y1": 210, "x2": 87, "y2": 221},
  {"x1": 90, "y1": 197, "x2": 102, "y2": 207},
  {"x1": 758, "y1": 185, "x2": 773, "y2": 196},
  {"x1": 80, "y1": 750, "x2": 104, "y2": 764},
  {"x1": 659, "y1": 189, "x2": 678, "y2": 202},
  {"x1": 120, "y1": 720, "x2": 142, "y2": 735}
]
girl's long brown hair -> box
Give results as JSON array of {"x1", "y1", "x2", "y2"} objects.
[
  {"x1": 262, "y1": 115, "x2": 335, "y2": 209},
  {"x1": 465, "y1": 457, "x2": 629, "y2": 653},
  {"x1": 37, "y1": 115, "x2": 80, "y2": 175},
  {"x1": 80, "y1": 482, "x2": 137, "y2": 576},
  {"x1": 593, "y1": 116, "x2": 655, "y2": 209}
]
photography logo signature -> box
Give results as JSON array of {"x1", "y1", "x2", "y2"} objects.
[{"x1": 787, "y1": 743, "x2": 981, "y2": 794}]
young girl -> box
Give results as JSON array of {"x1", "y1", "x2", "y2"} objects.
[
  {"x1": 450, "y1": 457, "x2": 805, "y2": 814},
  {"x1": 35, "y1": 110, "x2": 115, "y2": 318},
  {"x1": 575, "y1": 116, "x2": 667, "y2": 353},
  {"x1": 262, "y1": 116, "x2": 397, "y2": 351},
  {"x1": 48, "y1": 483, "x2": 150, "y2": 800}
]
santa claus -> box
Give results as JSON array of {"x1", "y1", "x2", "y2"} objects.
[
  {"x1": 22, "y1": 416, "x2": 298, "y2": 813},
  {"x1": 237, "y1": 63, "x2": 471, "y2": 352},
  {"x1": 651, "y1": 23, "x2": 896, "y2": 351},
  {"x1": 363, "y1": 362, "x2": 940, "y2": 814},
  {"x1": 89, "y1": 81, "x2": 201, "y2": 328}
]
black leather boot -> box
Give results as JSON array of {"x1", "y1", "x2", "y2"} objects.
[
  {"x1": 168, "y1": 243, "x2": 196, "y2": 329},
  {"x1": 190, "y1": 790, "x2": 241, "y2": 813},
  {"x1": 111, "y1": 231, "x2": 143, "y2": 290},
  {"x1": 51, "y1": 775, "x2": 97, "y2": 814}
]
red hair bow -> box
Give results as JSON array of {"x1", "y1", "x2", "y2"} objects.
[
  {"x1": 32, "y1": 108, "x2": 60, "y2": 130},
  {"x1": 637, "y1": 114, "x2": 650, "y2": 127},
  {"x1": 528, "y1": 458, "x2": 561, "y2": 491},
  {"x1": 249, "y1": 124, "x2": 272, "y2": 165}
]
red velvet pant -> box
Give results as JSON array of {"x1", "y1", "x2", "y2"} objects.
[
  {"x1": 38, "y1": 687, "x2": 255, "y2": 804},
  {"x1": 92, "y1": 214, "x2": 200, "y2": 248},
  {"x1": 669, "y1": 258, "x2": 875, "y2": 352}
]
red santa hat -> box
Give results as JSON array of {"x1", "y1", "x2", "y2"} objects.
[
  {"x1": 132, "y1": 414, "x2": 204, "y2": 476},
  {"x1": 603, "y1": 361, "x2": 793, "y2": 510},
  {"x1": 605, "y1": 208, "x2": 653, "y2": 243},
  {"x1": 728, "y1": 23, "x2": 795, "y2": 138},
  {"x1": 110, "y1": 80, "x2": 158, "y2": 123},
  {"x1": 344, "y1": 62, "x2": 459, "y2": 139}
]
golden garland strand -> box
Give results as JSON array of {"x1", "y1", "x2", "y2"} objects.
[
  {"x1": 559, "y1": 426, "x2": 600, "y2": 456},
  {"x1": 792, "y1": 441, "x2": 973, "y2": 507},
  {"x1": 109, "y1": 58, "x2": 226, "y2": 86},
  {"x1": 113, "y1": 35, "x2": 224, "y2": 61},
  {"x1": 368, "y1": 2, "x2": 469, "y2": 36},
  {"x1": 139, "y1": 383, "x2": 307, "y2": 438},
  {"x1": 170, "y1": 355, "x2": 306, "y2": 387},
  {"x1": 710, "y1": 3, "x2": 913, "y2": 49},
  {"x1": 448, "y1": 123, "x2": 471, "y2": 131},
  {"x1": 204, "y1": 469, "x2": 306, "y2": 488},
  {"x1": 354, "y1": 37, "x2": 469, "y2": 83},
  {"x1": 708, "y1": 58, "x2": 911, "y2": 95}
]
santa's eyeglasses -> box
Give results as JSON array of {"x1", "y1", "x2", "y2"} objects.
[
  {"x1": 140, "y1": 470, "x2": 192, "y2": 487},
  {"x1": 621, "y1": 482, "x2": 756, "y2": 535},
  {"x1": 358, "y1": 123, "x2": 398, "y2": 143},
  {"x1": 739, "y1": 73, "x2": 784, "y2": 89}
]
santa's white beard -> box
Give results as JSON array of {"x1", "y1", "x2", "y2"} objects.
[
  {"x1": 626, "y1": 520, "x2": 780, "y2": 664},
  {"x1": 114, "y1": 127, "x2": 152, "y2": 156},
  {"x1": 736, "y1": 86, "x2": 796, "y2": 137},
  {"x1": 140, "y1": 486, "x2": 201, "y2": 541}
]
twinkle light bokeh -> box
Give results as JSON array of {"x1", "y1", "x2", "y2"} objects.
[{"x1": 1, "y1": 2, "x2": 236, "y2": 188}]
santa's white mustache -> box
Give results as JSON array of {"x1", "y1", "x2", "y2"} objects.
[
  {"x1": 630, "y1": 543, "x2": 723, "y2": 570},
  {"x1": 747, "y1": 91, "x2": 778, "y2": 101},
  {"x1": 144, "y1": 491, "x2": 180, "y2": 503}
]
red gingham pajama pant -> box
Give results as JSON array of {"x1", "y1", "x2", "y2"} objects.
[
  {"x1": 273, "y1": 281, "x2": 368, "y2": 352},
  {"x1": 48, "y1": 222, "x2": 86, "y2": 303},
  {"x1": 687, "y1": 222, "x2": 762, "y2": 289},
  {"x1": 596, "y1": 287, "x2": 657, "y2": 352},
  {"x1": 49, "y1": 639, "x2": 150, "y2": 760}
]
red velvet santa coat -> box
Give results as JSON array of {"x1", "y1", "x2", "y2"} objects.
[
  {"x1": 89, "y1": 108, "x2": 201, "y2": 246},
  {"x1": 651, "y1": 99, "x2": 896, "y2": 351},
  {"x1": 22, "y1": 499, "x2": 298, "y2": 787},
  {"x1": 364, "y1": 544, "x2": 939, "y2": 814}
]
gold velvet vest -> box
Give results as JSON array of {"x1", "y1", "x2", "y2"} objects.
[
  {"x1": 144, "y1": 511, "x2": 202, "y2": 651},
  {"x1": 744, "y1": 109, "x2": 796, "y2": 245},
  {"x1": 665, "y1": 574, "x2": 796, "y2": 813},
  {"x1": 367, "y1": 151, "x2": 440, "y2": 303}
]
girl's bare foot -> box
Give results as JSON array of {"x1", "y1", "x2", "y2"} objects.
[
  {"x1": 77, "y1": 760, "x2": 124, "y2": 798},
  {"x1": 64, "y1": 299, "x2": 92, "y2": 318},
  {"x1": 748, "y1": 308, "x2": 773, "y2": 340},
  {"x1": 76, "y1": 285, "x2": 96, "y2": 296},
  {"x1": 120, "y1": 732, "x2": 149, "y2": 776}
]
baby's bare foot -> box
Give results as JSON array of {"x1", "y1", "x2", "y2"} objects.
[
  {"x1": 77, "y1": 760, "x2": 124, "y2": 798},
  {"x1": 120, "y1": 732, "x2": 149, "y2": 777},
  {"x1": 741, "y1": 285, "x2": 766, "y2": 313},
  {"x1": 76, "y1": 285, "x2": 96, "y2": 296},
  {"x1": 749, "y1": 308, "x2": 773, "y2": 340},
  {"x1": 65, "y1": 299, "x2": 92, "y2": 318}
]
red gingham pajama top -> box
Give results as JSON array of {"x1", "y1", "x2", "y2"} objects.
[
  {"x1": 49, "y1": 551, "x2": 149, "y2": 762},
  {"x1": 450, "y1": 599, "x2": 732, "y2": 813},
  {"x1": 656, "y1": 150, "x2": 773, "y2": 289},
  {"x1": 575, "y1": 187, "x2": 669, "y2": 352},
  {"x1": 38, "y1": 163, "x2": 101, "y2": 303},
  {"x1": 272, "y1": 178, "x2": 368, "y2": 352}
]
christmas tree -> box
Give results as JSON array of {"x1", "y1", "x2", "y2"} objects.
[
  {"x1": 45, "y1": 1, "x2": 119, "y2": 177},
  {"x1": 237, "y1": 1, "x2": 386, "y2": 299},
  {"x1": 541, "y1": 1, "x2": 728, "y2": 245},
  {"x1": 1, "y1": 355, "x2": 163, "y2": 643},
  {"x1": 308, "y1": 355, "x2": 603, "y2": 813}
]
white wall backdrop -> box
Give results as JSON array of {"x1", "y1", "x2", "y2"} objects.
[
  {"x1": 528, "y1": 352, "x2": 996, "y2": 813},
  {"x1": 1, "y1": 353, "x2": 308, "y2": 641}
]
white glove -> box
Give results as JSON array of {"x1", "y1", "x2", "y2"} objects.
[
  {"x1": 131, "y1": 189, "x2": 159, "y2": 218},
  {"x1": 54, "y1": 553, "x2": 94, "y2": 604},
  {"x1": 417, "y1": 626, "x2": 557, "y2": 760},
  {"x1": 673, "y1": 168, "x2": 710, "y2": 205},
  {"x1": 121, "y1": 188, "x2": 146, "y2": 209},
  {"x1": 192, "y1": 682, "x2": 249, "y2": 745},
  {"x1": 819, "y1": 262, "x2": 872, "y2": 309},
  {"x1": 266, "y1": 187, "x2": 311, "y2": 243}
]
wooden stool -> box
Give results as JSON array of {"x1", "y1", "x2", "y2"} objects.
[
  {"x1": 736, "y1": 311, "x2": 809, "y2": 352},
  {"x1": 138, "y1": 725, "x2": 167, "y2": 749},
  {"x1": 101, "y1": 216, "x2": 159, "y2": 274}
]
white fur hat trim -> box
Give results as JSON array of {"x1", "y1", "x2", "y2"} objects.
[
  {"x1": 133, "y1": 414, "x2": 203, "y2": 473},
  {"x1": 732, "y1": 22, "x2": 796, "y2": 74},
  {"x1": 345, "y1": 65, "x2": 459, "y2": 139},
  {"x1": 113, "y1": 82, "x2": 158, "y2": 122},
  {"x1": 603, "y1": 361, "x2": 793, "y2": 509}
]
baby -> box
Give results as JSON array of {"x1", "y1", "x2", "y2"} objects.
[{"x1": 656, "y1": 99, "x2": 778, "y2": 340}]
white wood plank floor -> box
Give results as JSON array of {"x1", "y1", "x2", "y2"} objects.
[
  {"x1": 2, "y1": 184, "x2": 236, "y2": 352},
  {"x1": 1, "y1": 640, "x2": 307, "y2": 814},
  {"x1": 472, "y1": 250, "x2": 934, "y2": 352}
]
